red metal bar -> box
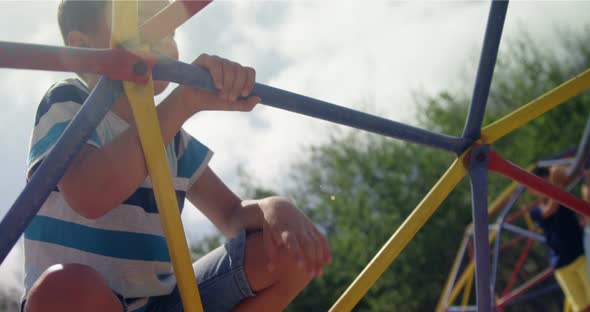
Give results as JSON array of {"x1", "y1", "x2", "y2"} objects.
[
  {"x1": 496, "y1": 268, "x2": 554, "y2": 308},
  {"x1": 0, "y1": 41, "x2": 153, "y2": 83},
  {"x1": 140, "y1": 0, "x2": 213, "y2": 45},
  {"x1": 498, "y1": 236, "x2": 526, "y2": 251},
  {"x1": 501, "y1": 238, "x2": 534, "y2": 296},
  {"x1": 487, "y1": 150, "x2": 590, "y2": 217},
  {"x1": 505, "y1": 201, "x2": 539, "y2": 224}
]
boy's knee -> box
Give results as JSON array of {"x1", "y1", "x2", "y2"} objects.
[
  {"x1": 25, "y1": 263, "x2": 122, "y2": 312},
  {"x1": 244, "y1": 233, "x2": 312, "y2": 293},
  {"x1": 273, "y1": 250, "x2": 314, "y2": 287}
]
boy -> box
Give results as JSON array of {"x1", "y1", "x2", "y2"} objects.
[
  {"x1": 22, "y1": 1, "x2": 331, "y2": 311},
  {"x1": 529, "y1": 166, "x2": 590, "y2": 312}
]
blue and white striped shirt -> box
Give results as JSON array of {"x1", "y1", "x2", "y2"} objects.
[{"x1": 24, "y1": 79, "x2": 213, "y2": 303}]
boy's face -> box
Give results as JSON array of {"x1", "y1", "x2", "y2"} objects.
[{"x1": 80, "y1": 0, "x2": 178, "y2": 95}]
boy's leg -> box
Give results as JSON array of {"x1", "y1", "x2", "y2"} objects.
[
  {"x1": 235, "y1": 231, "x2": 312, "y2": 311},
  {"x1": 24, "y1": 263, "x2": 125, "y2": 312},
  {"x1": 146, "y1": 231, "x2": 312, "y2": 312}
]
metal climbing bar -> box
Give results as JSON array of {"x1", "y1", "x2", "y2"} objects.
[
  {"x1": 461, "y1": 0, "x2": 508, "y2": 140},
  {"x1": 502, "y1": 238, "x2": 534, "y2": 297},
  {"x1": 487, "y1": 181, "x2": 520, "y2": 216},
  {"x1": 153, "y1": 58, "x2": 468, "y2": 154},
  {"x1": 504, "y1": 283, "x2": 560, "y2": 307},
  {"x1": 448, "y1": 305, "x2": 479, "y2": 312},
  {"x1": 488, "y1": 149, "x2": 590, "y2": 217},
  {"x1": 500, "y1": 224, "x2": 546, "y2": 243},
  {"x1": 481, "y1": 67, "x2": 590, "y2": 144},
  {"x1": 438, "y1": 179, "x2": 519, "y2": 311},
  {"x1": 461, "y1": 270, "x2": 475, "y2": 308},
  {"x1": 446, "y1": 228, "x2": 498, "y2": 308},
  {"x1": 111, "y1": 1, "x2": 202, "y2": 311},
  {"x1": 468, "y1": 145, "x2": 493, "y2": 312},
  {"x1": 0, "y1": 41, "x2": 152, "y2": 83},
  {"x1": 498, "y1": 235, "x2": 527, "y2": 251},
  {"x1": 438, "y1": 232, "x2": 471, "y2": 311},
  {"x1": 0, "y1": 77, "x2": 121, "y2": 263},
  {"x1": 505, "y1": 201, "x2": 538, "y2": 223},
  {"x1": 490, "y1": 186, "x2": 525, "y2": 294},
  {"x1": 330, "y1": 153, "x2": 469, "y2": 311},
  {"x1": 496, "y1": 268, "x2": 554, "y2": 308}
]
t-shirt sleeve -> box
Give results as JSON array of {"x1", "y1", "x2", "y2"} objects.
[
  {"x1": 27, "y1": 82, "x2": 102, "y2": 180},
  {"x1": 529, "y1": 206, "x2": 543, "y2": 225},
  {"x1": 175, "y1": 128, "x2": 213, "y2": 188}
]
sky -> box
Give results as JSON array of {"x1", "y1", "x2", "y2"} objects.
[{"x1": 0, "y1": 0, "x2": 589, "y2": 295}]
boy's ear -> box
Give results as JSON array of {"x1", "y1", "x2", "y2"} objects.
[{"x1": 66, "y1": 31, "x2": 89, "y2": 48}]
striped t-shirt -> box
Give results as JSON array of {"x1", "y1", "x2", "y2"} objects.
[{"x1": 24, "y1": 78, "x2": 213, "y2": 301}]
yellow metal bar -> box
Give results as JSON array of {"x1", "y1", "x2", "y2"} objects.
[
  {"x1": 111, "y1": 1, "x2": 203, "y2": 311},
  {"x1": 460, "y1": 270, "x2": 474, "y2": 308},
  {"x1": 449, "y1": 263, "x2": 475, "y2": 306},
  {"x1": 481, "y1": 68, "x2": 590, "y2": 144},
  {"x1": 523, "y1": 213, "x2": 535, "y2": 231},
  {"x1": 330, "y1": 153, "x2": 469, "y2": 311}
]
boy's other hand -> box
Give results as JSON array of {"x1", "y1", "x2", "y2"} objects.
[
  {"x1": 177, "y1": 54, "x2": 261, "y2": 113},
  {"x1": 260, "y1": 197, "x2": 332, "y2": 278}
]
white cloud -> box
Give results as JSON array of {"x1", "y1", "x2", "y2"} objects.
[{"x1": 0, "y1": 240, "x2": 23, "y2": 295}]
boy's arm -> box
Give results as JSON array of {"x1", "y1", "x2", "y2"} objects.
[
  {"x1": 187, "y1": 167, "x2": 331, "y2": 276},
  {"x1": 185, "y1": 167, "x2": 260, "y2": 237},
  {"x1": 58, "y1": 89, "x2": 193, "y2": 219},
  {"x1": 538, "y1": 165, "x2": 575, "y2": 218},
  {"x1": 539, "y1": 198, "x2": 560, "y2": 218},
  {"x1": 57, "y1": 55, "x2": 259, "y2": 219}
]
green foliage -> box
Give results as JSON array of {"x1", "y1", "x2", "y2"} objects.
[{"x1": 191, "y1": 25, "x2": 590, "y2": 311}]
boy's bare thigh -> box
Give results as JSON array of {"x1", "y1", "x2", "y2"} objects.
[{"x1": 23, "y1": 263, "x2": 126, "y2": 312}]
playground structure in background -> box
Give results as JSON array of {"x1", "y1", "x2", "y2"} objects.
[
  {"x1": 0, "y1": 0, "x2": 589, "y2": 311},
  {"x1": 438, "y1": 143, "x2": 590, "y2": 311}
]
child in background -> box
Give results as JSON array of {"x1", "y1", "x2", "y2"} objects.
[
  {"x1": 529, "y1": 166, "x2": 590, "y2": 312},
  {"x1": 22, "y1": 1, "x2": 330, "y2": 311}
]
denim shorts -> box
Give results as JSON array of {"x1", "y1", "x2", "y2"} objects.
[{"x1": 22, "y1": 230, "x2": 255, "y2": 312}]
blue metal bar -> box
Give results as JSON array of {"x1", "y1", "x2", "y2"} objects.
[
  {"x1": 490, "y1": 186, "x2": 525, "y2": 294},
  {"x1": 442, "y1": 232, "x2": 471, "y2": 307},
  {"x1": 504, "y1": 282, "x2": 559, "y2": 307},
  {"x1": 461, "y1": 0, "x2": 509, "y2": 140},
  {"x1": 567, "y1": 115, "x2": 590, "y2": 176},
  {"x1": 0, "y1": 77, "x2": 121, "y2": 264},
  {"x1": 540, "y1": 146, "x2": 578, "y2": 161},
  {"x1": 469, "y1": 144, "x2": 493, "y2": 312},
  {"x1": 152, "y1": 58, "x2": 469, "y2": 154},
  {"x1": 536, "y1": 158, "x2": 575, "y2": 169},
  {"x1": 447, "y1": 306, "x2": 478, "y2": 312},
  {"x1": 501, "y1": 223, "x2": 546, "y2": 243}
]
